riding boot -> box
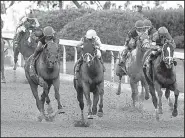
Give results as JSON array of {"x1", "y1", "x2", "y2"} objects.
[
  {"x1": 99, "y1": 57, "x2": 106, "y2": 72},
  {"x1": 14, "y1": 32, "x2": 21, "y2": 48},
  {"x1": 30, "y1": 43, "x2": 43, "y2": 77},
  {"x1": 120, "y1": 47, "x2": 129, "y2": 74},
  {"x1": 74, "y1": 57, "x2": 83, "y2": 80}
]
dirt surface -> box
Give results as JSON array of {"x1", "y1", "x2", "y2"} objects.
[{"x1": 1, "y1": 67, "x2": 184, "y2": 137}]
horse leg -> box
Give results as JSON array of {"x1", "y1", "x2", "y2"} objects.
[
  {"x1": 1, "y1": 39, "x2": 6, "y2": 83},
  {"x1": 143, "y1": 79, "x2": 150, "y2": 100},
  {"x1": 44, "y1": 84, "x2": 54, "y2": 115},
  {"x1": 154, "y1": 81, "x2": 163, "y2": 114},
  {"x1": 29, "y1": 82, "x2": 45, "y2": 122},
  {"x1": 165, "y1": 88, "x2": 173, "y2": 111},
  {"x1": 172, "y1": 82, "x2": 179, "y2": 117},
  {"x1": 82, "y1": 82, "x2": 92, "y2": 119},
  {"x1": 53, "y1": 77, "x2": 64, "y2": 113},
  {"x1": 1, "y1": 56, "x2": 6, "y2": 83},
  {"x1": 149, "y1": 85, "x2": 159, "y2": 121},
  {"x1": 116, "y1": 75, "x2": 122, "y2": 95},
  {"x1": 138, "y1": 81, "x2": 145, "y2": 110},
  {"x1": 130, "y1": 79, "x2": 139, "y2": 107},
  {"x1": 77, "y1": 88, "x2": 85, "y2": 121},
  {"x1": 92, "y1": 91, "x2": 99, "y2": 115},
  {"x1": 13, "y1": 47, "x2": 19, "y2": 70},
  {"x1": 97, "y1": 82, "x2": 104, "y2": 117}
]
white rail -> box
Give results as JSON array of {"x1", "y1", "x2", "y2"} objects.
[{"x1": 2, "y1": 31, "x2": 184, "y2": 83}]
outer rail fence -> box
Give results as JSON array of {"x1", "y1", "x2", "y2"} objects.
[{"x1": 2, "y1": 31, "x2": 184, "y2": 83}]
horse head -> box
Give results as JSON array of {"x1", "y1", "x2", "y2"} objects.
[
  {"x1": 136, "y1": 32, "x2": 151, "y2": 51},
  {"x1": 161, "y1": 41, "x2": 175, "y2": 69},
  {"x1": 43, "y1": 40, "x2": 60, "y2": 68},
  {"x1": 81, "y1": 39, "x2": 97, "y2": 67}
]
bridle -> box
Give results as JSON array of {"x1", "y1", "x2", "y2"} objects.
[{"x1": 161, "y1": 41, "x2": 174, "y2": 64}]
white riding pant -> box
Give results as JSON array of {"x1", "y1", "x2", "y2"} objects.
[{"x1": 96, "y1": 49, "x2": 101, "y2": 58}]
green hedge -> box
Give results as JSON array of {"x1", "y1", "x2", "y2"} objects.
[
  {"x1": 143, "y1": 8, "x2": 184, "y2": 37},
  {"x1": 34, "y1": 8, "x2": 95, "y2": 31},
  {"x1": 56, "y1": 9, "x2": 184, "y2": 62},
  {"x1": 34, "y1": 9, "x2": 184, "y2": 62}
]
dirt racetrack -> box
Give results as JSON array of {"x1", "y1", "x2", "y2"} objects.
[{"x1": 1, "y1": 67, "x2": 184, "y2": 137}]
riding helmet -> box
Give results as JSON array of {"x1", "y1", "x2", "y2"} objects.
[
  {"x1": 43, "y1": 26, "x2": 55, "y2": 36},
  {"x1": 85, "y1": 29, "x2": 97, "y2": 39},
  {"x1": 158, "y1": 26, "x2": 169, "y2": 34},
  {"x1": 143, "y1": 19, "x2": 152, "y2": 28},
  {"x1": 135, "y1": 20, "x2": 144, "y2": 28}
]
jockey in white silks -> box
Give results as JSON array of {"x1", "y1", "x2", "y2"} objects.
[{"x1": 74, "y1": 29, "x2": 106, "y2": 79}]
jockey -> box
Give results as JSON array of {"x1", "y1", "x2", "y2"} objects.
[
  {"x1": 120, "y1": 20, "x2": 145, "y2": 73},
  {"x1": 30, "y1": 26, "x2": 58, "y2": 77},
  {"x1": 143, "y1": 26, "x2": 176, "y2": 69},
  {"x1": 143, "y1": 19, "x2": 157, "y2": 40},
  {"x1": 14, "y1": 9, "x2": 40, "y2": 47},
  {"x1": 74, "y1": 29, "x2": 105, "y2": 79}
]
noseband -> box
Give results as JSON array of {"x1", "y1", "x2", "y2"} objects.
[{"x1": 161, "y1": 42, "x2": 174, "y2": 63}]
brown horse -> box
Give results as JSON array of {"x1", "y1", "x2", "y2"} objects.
[
  {"x1": 13, "y1": 23, "x2": 43, "y2": 70},
  {"x1": 73, "y1": 43, "x2": 104, "y2": 123},
  {"x1": 116, "y1": 33, "x2": 151, "y2": 108},
  {"x1": 143, "y1": 41, "x2": 179, "y2": 120},
  {"x1": 1, "y1": 38, "x2": 6, "y2": 83},
  {"x1": 24, "y1": 40, "x2": 63, "y2": 122}
]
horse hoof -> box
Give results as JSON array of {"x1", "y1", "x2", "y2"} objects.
[
  {"x1": 1, "y1": 79, "x2": 6, "y2": 83},
  {"x1": 97, "y1": 112, "x2": 103, "y2": 117},
  {"x1": 37, "y1": 115, "x2": 44, "y2": 122},
  {"x1": 47, "y1": 107, "x2": 54, "y2": 115},
  {"x1": 169, "y1": 107, "x2": 174, "y2": 112},
  {"x1": 13, "y1": 66, "x2": 17, "y2": 70},
  {"x1": 145, "y1": 95, "x2": 150, "y2": 100},
  {"x1": 45, "y1": 115, "x2": 55, "y2": 122},
  {"x1": 87, "y1": 115, "x2": 93, "y2": 119},
  {"x1": 116, "y1": 92, "x2": 121, "y2": 95},
  {"x1": 158, "y1": 109, "x2": 163, "y2": 114},
  {"x1": 58, "y1": 109, "x2": 65, "y2": 114},
  {"x1": 74, "y1": 120, "x2": 90, "y2": 127},
  {"x1": 172, "y1": 110, "x2": 178, "y2": 117}
]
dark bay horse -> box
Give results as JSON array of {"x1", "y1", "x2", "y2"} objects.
[
  {"x1": 13, "y1": 23, "x2": 43, "y2": 70},
  {"x1": 116, "y1": 33, "x2": 151, "y2": 108},
  {"x1": 1, "y1": 38, "x2": 6, "y2": 83},
  {"x1": 24, "y1": 40, "x2": 63, "y2": 122},
  {"x1": 143, "y1": 41, "x2": 179, "y2": 120},
  {"x1": 73, "y1": 41, "x2": 104, "y2": 123}
]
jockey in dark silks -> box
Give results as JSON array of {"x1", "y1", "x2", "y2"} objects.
[
  {"x1": 74, "y1": 29, "x2": 106, "y2": 79},
  {"x1": 14, "y1": 10, "x2": 40, "y2": 48},
  {"x1": 143, "y1": 19, "x2": 157, "y2": 40},
  {"x1": 30, "y1": 26, "x2": 58, "y2": 77},
  {"x1": 120, "y1": 20, "x2": 145, "y2": 73},
  {"x1": 143, "y1": 26, "x2": 176, "y2": 69}
]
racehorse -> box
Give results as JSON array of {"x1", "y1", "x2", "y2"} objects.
[
  {"x1": 143, "y1": 41, "x2": 179, "y2": 120},
  {"x1": 1, "y1": 38, "x2": 6, "y2": 83},
  {"x1": 24, "y1": 40, "x2": 63, "y2": 122},
  {"x1": 13, "y1": 22, "x2": 43, "y2": 70},
  {"x1": 116, "y1": 33, "x2": 151, "y2": 108},
  {"x1": 73, "y1": 41, "x2": 104, "y2": 124}
]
